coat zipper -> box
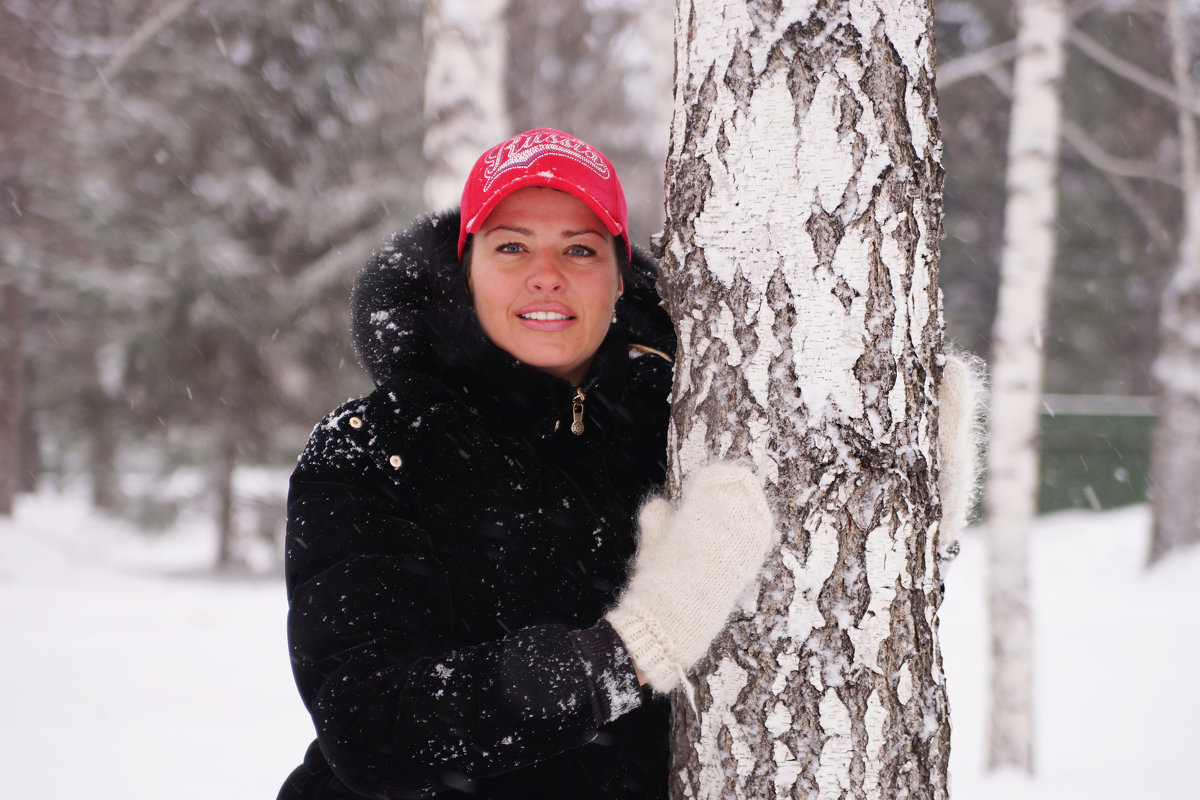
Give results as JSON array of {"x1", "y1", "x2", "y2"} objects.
[{"x1": 570, "y1": 387, "x2": 586, "y2": 435}]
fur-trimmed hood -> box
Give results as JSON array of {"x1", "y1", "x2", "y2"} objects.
[{"x1": 349, "y1": 208, "x2": 675, "y2": 391}]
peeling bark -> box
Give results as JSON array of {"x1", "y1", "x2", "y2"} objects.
[
  {"x1": 422, "y1": 0, "x2": 510, "y2": 210},
  {"x1": 659, "y1": 2, "x2": 948, "y2": 797},
  {"x1": 1148, "y1": 0, "x2": 1200, "y2": 565},
  {"x1": 984, "y1": 0, "x2": 1067, "y2": 774}
]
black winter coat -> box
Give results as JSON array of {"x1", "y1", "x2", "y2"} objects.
[{"x1": 279, "y1": 210, "x2": 677, "y2": 800}]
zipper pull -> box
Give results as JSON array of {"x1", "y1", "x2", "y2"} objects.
[{"x1": 570, "y1": 387, "x2": 586, "y2": 435}]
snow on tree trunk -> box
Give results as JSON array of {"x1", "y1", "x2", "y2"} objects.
[
  {"x1": 658, "y1": 2, "x2": 947, "y2": 797},
  {"x1": 983, "y1": 0, "x2": 1066, "y2": 774},
  {"x1": 1148, "y1": 0, "x2": 1200, "y2": 565},
  {"x1": 422, "y1": 0, "x2": 510, "y2": 210}
]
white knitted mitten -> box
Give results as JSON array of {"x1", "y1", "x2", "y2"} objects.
[
  {"x1": 606, "y1": 462, "x2": 775, "y2": 694},
  {"x1": 937, "y1": 352, "x2": 985, "y2": 565}
]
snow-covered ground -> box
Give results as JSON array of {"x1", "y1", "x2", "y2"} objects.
[{"x1": 2, "y1": 488, "x2": 1196, "y2": 798}]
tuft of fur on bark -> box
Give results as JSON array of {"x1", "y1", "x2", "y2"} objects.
[{"x1": 935, "y1": 349, "x2": 988, "y2": 571}]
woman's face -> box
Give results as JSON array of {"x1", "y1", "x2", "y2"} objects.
[{"x1": 468, "y1": 187, "x2": 623, "y2": 385}]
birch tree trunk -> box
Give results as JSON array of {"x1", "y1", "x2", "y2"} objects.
[
  {"x1": 984, "y1": 0, "x2": 1067, "y2": 773},
  {"x1": 422, "y1": 0, "x2": 510, "y2": 210},
  {"x1": 658, "y1": 2, "x2": 948, "y2": 796},
  {"x1": 1148, "y1": 0, "x2": 1200, "y2": 565}
]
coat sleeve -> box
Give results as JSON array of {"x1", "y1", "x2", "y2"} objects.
[{"x1": 283, "y1": 399, "x2": 642, "y2": 799}]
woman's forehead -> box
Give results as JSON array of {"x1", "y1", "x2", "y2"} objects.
[{"x1": 481, "y1": 187, "x2": 608, "y2": 234}]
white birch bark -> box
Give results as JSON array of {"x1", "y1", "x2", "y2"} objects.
[
  {"x1": 659, "y1": 2, "x2": 948, "y2": 797},
  {"x1": 984, "y1": 0, "x2": 1067, "y2": 773},
  {"x1": 422, "y1": 0, "x2": 510, "y2": 210},
  {"x1": 1148, "y1": 0, "x2": 1200, "y2": 565}
]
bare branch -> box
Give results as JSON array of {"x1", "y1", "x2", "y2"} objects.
[
  {"x1": 0, "y1": 60, "x2": 77, "y2": 97},
  {"x1": 1069, "y1": 0, "x2": 1163, "y2": 21},
  {"x1": 84, "y1": 0, "x2": 202, "y2": 100},
  {"x1": 1067, "y1": 0, "x2": 1117, "y2": 22},
  {"x1": 1068, "y1": 29, "x2": 1200, "y2": 117},
  {"x1": 984, "y1": 62, "x2": 1014, "y2": 96},
  {"x1": 0, "y1": 0, "x2": 201, "y2": 101},
  {"x1": 986, "y1": 62, "x2": 1180, "y2": 189},
  {"x1": 938, "y1": 40, "x2": 1018, "y2": 90},
  {"x1": 1167, "y1": 0, "x2": 1197, "y2": 190},
  {"x1": 1103, "y1": 171, "x2": 1175, "y2": 250},
  {"x1": 1062, "y1": 120, "x2": 1182, "y2": 187}
]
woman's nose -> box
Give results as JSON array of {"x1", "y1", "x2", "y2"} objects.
[{"x1": 527, "y1": 257, "x2": 564, "y2": 292}]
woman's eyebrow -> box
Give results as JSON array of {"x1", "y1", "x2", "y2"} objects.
[
  {"x1": 562, "y1": 228, "x2": 605, "y2": 238},
  {"x1": 483, "y1": 224, "x2": 534, "y2": 236}
]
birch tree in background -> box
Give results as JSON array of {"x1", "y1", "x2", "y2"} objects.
[
  {"x1": 658, "y1": 1, "x2": 948, "y2": 796},
  {"x1": 984, "y1": 0, "x2": 1067, "y2": 773},
  {"x1": 635, "y1": 0, "x2": 674, "y2": 214},
  {"x1": 423, "y1": 0, "x2": 510, "y2": 210},
  {"x1": 1148, "y1": 0, "x2": 1200, "y2": 565},
  {"x1": 505, "y1": 0, "x2": 672, "y2": 231}
]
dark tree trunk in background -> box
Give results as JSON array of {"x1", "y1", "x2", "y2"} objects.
[
  {"x1": 20, "y1": 367, "x2": 40, "y2": 495},
  {"x1": 0, "y1": 282, "x2": 27, "y2": 516},
  {"x1": 214, "y1": 416, "x2": 239, "y2": 568},
  {"x1": 88, "y1": 406, "x2": 120, "y2": 511}
]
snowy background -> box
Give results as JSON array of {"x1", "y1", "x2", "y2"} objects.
[{"x1": 2, "y1": 486, "x2": 1196, "y2": 799}]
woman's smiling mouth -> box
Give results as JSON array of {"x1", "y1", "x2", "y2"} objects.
[{"x1": 518, "y1": 311, "x2": 574, "y2": 321}]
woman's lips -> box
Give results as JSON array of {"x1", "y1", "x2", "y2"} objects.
[{"x1": 516, "y1": 302, "x2": 577, "y2": 331}]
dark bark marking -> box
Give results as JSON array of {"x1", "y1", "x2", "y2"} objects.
[
  {"x1": 783, "y1": 2, "x2": 858, "y2": 124},
  {"x1": 724, "y1": 43, "x2": 755, "y2": 121},
  {"x1": 854, "y1": 223, "x2": 898, "y2": 434},
  {"x1": 747, "y1": 0, "x2": 784, "y2": 31}
]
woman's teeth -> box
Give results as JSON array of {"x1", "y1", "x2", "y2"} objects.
[{"x1": 519, "y1": 312, "x2": 571, "y2": 321}]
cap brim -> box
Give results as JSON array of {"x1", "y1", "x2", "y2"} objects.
[{"x1": 461, "y1": 175, "x2": 629, "y2": 258}]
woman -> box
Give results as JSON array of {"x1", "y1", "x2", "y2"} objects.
[{"x1": 278, "y1": 129, "x2": 775, "y2": 799}]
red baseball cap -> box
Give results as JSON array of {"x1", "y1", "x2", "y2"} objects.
[{"x1": 458, "y1": 128, "x2": 631, "y2": 259}]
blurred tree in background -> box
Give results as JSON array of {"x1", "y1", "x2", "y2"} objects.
[
  {"x1": 0, "y1": 0, "x2": 1194, "y2": 567},
  {"x1": 1, "y1": 0, "x2": 424, "y2": 565},
  {"x1": 938, "y1": 0, "x2": 1179, "y2": 397}
]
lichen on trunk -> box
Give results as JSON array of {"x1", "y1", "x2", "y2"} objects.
[{"x1": 659, "y1": 1, "x2": 948, "y2": 797}]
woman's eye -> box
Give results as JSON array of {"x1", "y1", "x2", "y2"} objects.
[
  {"x1": 496, "y1": 242, "x2": 524, "y2": 254},
  {"x1": 566, "y1": 244, "x2": 596, "y2": 257}
]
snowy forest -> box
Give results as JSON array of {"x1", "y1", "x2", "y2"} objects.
[{"x1": 2, "y1": 0, "x2": 1199, "y2": 798}]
